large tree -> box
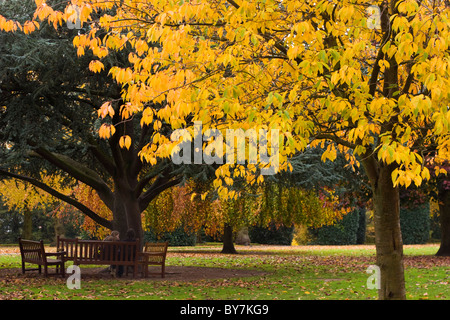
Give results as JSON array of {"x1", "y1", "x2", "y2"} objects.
[
  {"x1": 0, "y1": 0, "x2": 188, "y2": 242},
  {"x1": 2, "y1": 0, "x2": 449, "y2": 300}
]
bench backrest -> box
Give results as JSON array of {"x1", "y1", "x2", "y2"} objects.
[
  {"x1": 144, "y1": 241, "x2": 168, "y2": 254},
  {"x1": 57, "y1": 237, "x2": 78, "y2": 259},
  {"x1": 19, "y1": 238, "x2": 45, "y2": 264},
  {"x1": 57, "y1": 237, "x2": 140, "y2": 264},
  {"x1": 143, "y1": 241, "x2": 168, "y2": 263}
]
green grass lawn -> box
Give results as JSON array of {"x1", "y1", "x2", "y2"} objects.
[{"x1": 0, "y1": 243, "x2": 448, "y2": 300}]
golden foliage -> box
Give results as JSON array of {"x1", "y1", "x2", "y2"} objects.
[
  {"x1": 2, "y1": 0, "x2": 449, "y2": 195},
  {"x1": 143, "y1": 180, "x2": 350, "y2": 238},
  {"x1": 0, "y1": 174, "x2": 71, "y2": 212}
]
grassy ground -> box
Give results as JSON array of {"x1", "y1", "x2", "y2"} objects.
[{"x1": 0, "y1": 243, "x2": 448, "y2": 300}]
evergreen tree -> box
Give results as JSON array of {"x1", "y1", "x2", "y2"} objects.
[{"x1": 0, "y1": 0, "x2": 198, "y2": 242}]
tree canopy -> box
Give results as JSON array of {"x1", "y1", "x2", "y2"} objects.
[{"x1": 1, "y1": 0, "x2": 449, "y2": 300}]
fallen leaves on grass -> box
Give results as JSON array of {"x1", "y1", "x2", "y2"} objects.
[{"x1": 1, "y1": 245, "x2": 448, "y2": 300}]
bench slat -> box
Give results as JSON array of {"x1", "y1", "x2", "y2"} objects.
[{"x1": 56, "y1": 237, "x2": 141, "y2": 277}]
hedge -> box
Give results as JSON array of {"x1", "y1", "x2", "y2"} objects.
[
  {"x1": 308, "y1": 208, "x2": 361, "y2": 245},
  {"x1": 400, "y1": 202, "x2": 430, "y2": 245},
  {"x1": 307, "y1": 203, "x2": 431, "y2": 245},
  {"x1": 249, "y1": 223, "x2": 295, "y2": 245},
  {"x1": 144, "y1": 226, "x2": 197, "y2": 246}
]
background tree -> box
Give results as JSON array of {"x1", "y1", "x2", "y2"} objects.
[
  {"x1": 143, "y1": 180, "x2": 259, "y2": 253},
  {"x1": 0, "y1": 201, "x2": 22, "y2": 243},
  {"x1": 436, "y1": 174, "x2": 450, "y2": 256},
  {"x1": 0, "y1": 175, "x2": 71, "y2": 238},
  {"x1": 56, "y1": 182, "x2": 113, "y2": 239},
  {"x1": 144, "y1": 168, "x2": 351, "y2": 253},
  {"x1": 425, "y1": 157, "x2": 450, "y2": 256}
]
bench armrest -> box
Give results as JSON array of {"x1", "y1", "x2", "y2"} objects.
[
  {"x1": 46, "y1": 251, "x2": 66, "y2": 257},
  {"x1": 140, "y1": 252, "x2": 165, "y2": 257}
]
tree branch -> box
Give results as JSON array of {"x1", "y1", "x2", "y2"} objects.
[
  {"x1": 360, "y1": 152, "x2": 380, "y2": 187},
  {"x1": 314, "y1": 133, "x2": 357, "y2": 150},
  {"x1": 88, "y1": 143, "x2": 116, "y2": 176},
  {"x1": 0, "y1": 169, "x2": 113, "y2": 230},
  {"x1": 134, "y1": 162, "x2": 169, "y2": 198},
  {"x1": 368, "y1": 2, "x2": 392, "y2": 97},
  {"x1": 138, "y1": 176, "x2": 182, "y2": 212},
  {"x1": 33, "y1": 147, "x2": 115, "y2": 210}
]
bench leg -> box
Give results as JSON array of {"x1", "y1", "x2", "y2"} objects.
[
  {"x1": 124, "y1": 265, "x2": 135, "y2": 278},
  {"x1": 58, "y1": 263, "x2": 66, "y2": 278}
]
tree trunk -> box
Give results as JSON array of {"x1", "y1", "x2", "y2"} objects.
[
  {"x1": 54, "y1": 217, "x2": 65, "y2": 243},
  {"x1": 123, "y1": 195, "x2": 144, "y2": 245},
  {"x1": 112, "y1": 186, "x2": 144, "y2": 247},
  {"x1": 362, "y1": 157, "x2": 406, "y2": 300},
  {"x1": 22, "y1": 208, "x2": 32, "y2": 239},
  {"x1": 372, "y1": 164, "x2": 406, "y2": 300},
  {"x1": 112, "y1": 190, "x2": 129, "y2": 239},
  {"x1": 436, "y1": 188, "x2": 450, "y2": 256},
  {"x1": 221, "y1": 223, "x2": 237, "y2": 254}
]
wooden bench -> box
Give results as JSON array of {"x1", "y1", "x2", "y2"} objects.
[
  {"x1": 19, "y1": 238, "x2": 66, "y2": 277},
  {"x1": 140, "y1": 241, "x2": 169, "y2": 278},
  {"x1": 57, "y1": 236, "x2": 140, "y2": 278}
]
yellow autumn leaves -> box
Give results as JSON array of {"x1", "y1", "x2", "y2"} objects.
[
  {"x1": 88, "y1": 60, "x2": 104, "y2": 73},
  {"x1": 0, "y1": 1, "x2": 93, "y2": 33},
  {"x1": 1, "y1": 0, "x2": 449, "y2": 192},
  {"x1": 0, "y1": 174, "x2": 71, "y2": 212}
]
